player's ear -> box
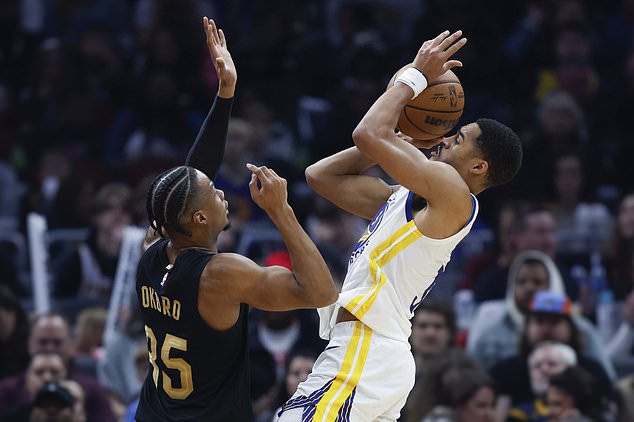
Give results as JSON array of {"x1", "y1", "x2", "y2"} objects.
[
  {"x1": 192, "y1": 210, "x2": 207, "y2": 225},
  {"x1": 471, "y1": 159, "x2": 488, "y2": 176}
]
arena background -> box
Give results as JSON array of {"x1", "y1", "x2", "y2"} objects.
[{"x1": 1, "y1": 1, "x2": 634, "y2": 421}]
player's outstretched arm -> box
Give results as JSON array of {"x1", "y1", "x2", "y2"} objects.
[
  {"x1": 202, "y1": 164, "x2": 338, "y2": 311},
  {"x1": 185, "y1": 17, "x2": 237, "y2": 179},
  {"x1": 352, "y1": 31, "x2": 469, "y2": 212},
  {"x1": 305, "y1": 146, "x2": 395, "y2": 220}
]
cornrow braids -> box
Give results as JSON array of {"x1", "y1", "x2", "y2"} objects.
[{"x1": 146, "y1": 166, "x2": 198, "y2": 237}]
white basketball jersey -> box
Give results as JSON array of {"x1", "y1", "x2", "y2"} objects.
[{"x1": 318, "y1": 187, "x2": 478, "y2": 342}]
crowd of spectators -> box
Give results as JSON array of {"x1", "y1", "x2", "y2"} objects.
[{"x1": 1, "y1": 0, "x2": 634, "y2": 421}]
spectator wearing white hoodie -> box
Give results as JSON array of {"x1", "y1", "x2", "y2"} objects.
[{"x1": 467, "y1": 250, "x2": 615, "y2": 379}]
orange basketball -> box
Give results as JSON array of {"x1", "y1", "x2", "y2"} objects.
[{"x1": 387, "y1": 65, "x2": 465, "y2": 140}]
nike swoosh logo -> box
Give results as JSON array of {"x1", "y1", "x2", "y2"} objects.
[{"x1": 324, "y1": 345, "x2": 340, "y2": 351}]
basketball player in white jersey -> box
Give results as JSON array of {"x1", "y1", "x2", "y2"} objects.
[{"x1": 276, "y1": 30, "x2": 523, "y2": 421}]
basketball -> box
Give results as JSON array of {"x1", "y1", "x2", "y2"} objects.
[{"x1": 387, "y1": 65, "x2": 465, "y2": 140}]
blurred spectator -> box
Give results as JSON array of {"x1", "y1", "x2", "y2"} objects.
[
  {"x1": 0, "y1": 285, "x2": 29, "y2": 378},
  {"x1": 27, "y1": 149, "x2": 98, "y2": 230},
  {"x1": 20, "y1": 381, "x2": 82, "y2": 422},
  {"x1": 606, "y1": 291, "x2": 634, "y2": 376},
  {"x1": 503, "y1": 0, "x2": 551, "y2": 66},
  {"x1": 605, "y1": 193, "x2": 634, "y2": 299},
  {"x1": 214, "y1": 118, "x2": 264, "y2": 230},
  {"x1": 421, "y1": 368, "x2": 495, "y2": 422},
  {"x1": 610, "y1": 51, "x2": 634, "y2": 189},
  {"x1": 76, "y1": 25, "x2": 127, "y2": 104},
  {"x1": 0, "y1": 251, "x2": 20, "y2": 297},
  {"x1": 515, "y1": 91, "x2": 587, "y2": 200},
  {"x1": 7, "y1": 376, "x2": 91, "y2": 422},
  {"x1": 73, "y1": 307, "x2": 107, "y2": 378},
  {"x1": 97, "y1": 303, "x2": 145, "y2": 403},
  {"x1": 529, "y1": 342, "x2": 577, "y2": 399},
  {"x1": 403, "y1": 301, "x2": 459, "y2": 419},
  {"x1": 30, "y1": 150, "x2": 71, "y2": 220},
  {"x1": 128, "y1": 174, "x2": 154, "y2": 227},
  {"x1": 0, "y1": 161, "x2": 22, "y2": 226},
  {"x1": 307, "y1": 198, "x2": 366, "y2": 272},
  {"x1": 43, "y1": 0, "x2": 130, "y2": 39},
  {"x1": 409, "y1": 301, "x2": 456, "y2": 376},
  {"x1": 121, "y1": 345, "x2": 148, "y2": 422},
  {"x1": 468, "y1": 251, "x2": 605, "y2": 371},
  {"x1": 402, "y1": 350, "x2": 482, "y2": 422},
  {"x1": 491, "y1": 291, "x2": 614, "y2": 411},
  {"x1": 53, "y1": 182, "x2": 131, "y2": 300},
  {"x1": 4, "y1": 2, "x2": 634, "y2": 420},
  {"x1": 60, "y1": 379, "x2": 86, "y2": 422},
  {"x1": 249, "y1": 245, "x2": 325, "y2": 419},
  {"x1": 0, "y1": 351, "x2": 67, "y2": 418},
  {"x1": 617, "y1": 371, "x2": 634, "y2": 422},
  {"x1": 506, "y1": 341, "x2": 578, "y2": 421},
  {"x1": 27, "y1": 313, "x2": 116, "y2": 422},
  {"x1": 459, "y1": 201, "x2": 524, "y2": 291},
  {"x1": 104, "y1": 68, "x2": 204, "y2": 164},
  {"x1": 326, "y1": 0, "x2": 423, "y2": 49},
  {"x1": 547, "y1": 366, "x2": 603, "y2": 422},
  {"x1": 535, "y1": 23, "x2": 598, "y2": 103},
  {"x1": 474, "y1": 205, "x2": 579, "y2": 302},
  {"x1": 258, "y1": 350, "x2": 317, "y2": 422},
  {"x1": 550, "y1": 152, "x2": 613, "y2": 256},
  {"x1": 249, "y1": 309, "x2": 326, "y2": 419},
  {"x1": 124, "y1": 344, "x2": 149, "y2": 422}
]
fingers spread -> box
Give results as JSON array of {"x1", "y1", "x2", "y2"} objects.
[
  {"x1": 439, "y1": 30, "x2": 463, "y2": 51},
  {"x1": 219, "y1": 28, "x2": 227, "y2": 47},
  {"x1": 445, "y1": 37, "x2": 467, "y2": 57},
  {"x1": 431, "y1": 30, "x2": 450, "y2": 47},
  {"x1": 205, "y1": 19, "x2": 216, "y2": 45}
]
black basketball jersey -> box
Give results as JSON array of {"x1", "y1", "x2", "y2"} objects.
[{"x1": 135, "y1": 239, "x2": 251, "y2": 421}]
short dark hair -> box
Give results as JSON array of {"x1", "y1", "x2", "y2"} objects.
[
  {"x1": 437, "y1": 368, "x2": 495, "y2": 408},
  {"x1": 475, "y1": 118, "x2": 523, "y2": 188},
  {"x1": 548, "y1": 366, "x2": 599, "y2": 419},
  {"x1": 519, "y1": 313, "x2": 582, "y2": 357},
  {"x1": 416, "y1": 300, "x2": 456, "y2": 339},
  {"x1": 30, "y1": 351, "x2": 66, "y2": 367},
  {"x1": 146, "y1": 166, "x2": 199, "y2": 237},
  {"x1": 521, "y1": 257, "x2": 548, "y2": 269}
]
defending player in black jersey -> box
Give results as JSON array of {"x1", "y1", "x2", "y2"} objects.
[{"x1": 135, "y1": 18, "x2": 338, "y2": 422}]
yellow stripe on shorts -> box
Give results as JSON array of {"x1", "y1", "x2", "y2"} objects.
[{"x1": 313, "y1": 322, "x2": 372, "y2": 421}]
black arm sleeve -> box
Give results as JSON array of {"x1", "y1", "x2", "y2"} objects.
[{"x1": 185, "y1": 95, "x2": 234, "y2": 180}]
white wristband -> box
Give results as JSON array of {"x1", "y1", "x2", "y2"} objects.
[{"x1": 395, "y1": 67, "x2": 428, "y2": 99}]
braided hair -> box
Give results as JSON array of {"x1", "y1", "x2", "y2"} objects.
[{"x1": 146, "y1": 166, "x2": 199, "y2": 237}]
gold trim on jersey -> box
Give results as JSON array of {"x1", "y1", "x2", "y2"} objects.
[
  {"x1": 313, "y1": 321, "x2": 372, "y2": 421},
  {"x1": 345, "y1": 220, "x2": 422, "y2": 319}
]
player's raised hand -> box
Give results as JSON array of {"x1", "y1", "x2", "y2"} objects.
[
  {"x1": 203, "y1": 16, "x2": 236, "y2": 97},
  {"x1": 413, "y1": 30, "x2": 466, "y2": 81},
  {"x1": 246, "y1": 163, "x2": 289, "y2": 214}
]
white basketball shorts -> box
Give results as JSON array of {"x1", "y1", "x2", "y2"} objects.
[{"x1": 275, "y1": 321, "x2": 415, "y2": 422}]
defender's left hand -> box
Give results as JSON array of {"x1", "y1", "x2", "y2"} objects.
[{"x1": 203, "y1": 17, "x2": 236, "y2": 96}]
